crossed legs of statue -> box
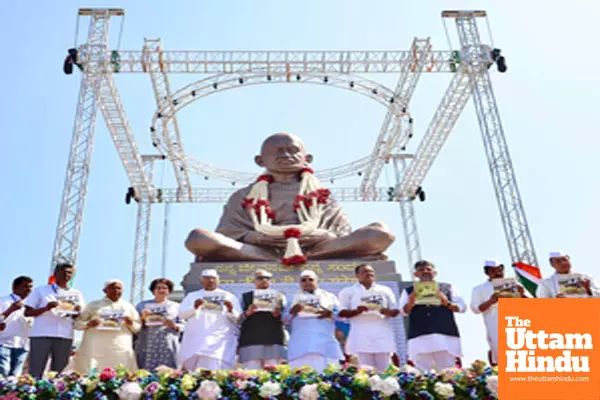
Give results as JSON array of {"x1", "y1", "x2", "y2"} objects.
[{"x1": 185, "y1": 222, "x2": 395, "y2": 262}]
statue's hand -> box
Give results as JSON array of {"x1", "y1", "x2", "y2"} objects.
[
  {"x1": 299, "y1": 229, "x2": 337, "y2": 248},
  {"x1": 245, "y1": 232, "x2": 288, "y2": 249}
]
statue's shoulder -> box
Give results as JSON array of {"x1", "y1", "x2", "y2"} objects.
[{"x1": 226, "y1": 184, "x2": 253, "y2": 202}]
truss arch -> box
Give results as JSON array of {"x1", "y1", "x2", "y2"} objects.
[{"x1": 149, "y1": 71, "x2": 412, "y2": 184}]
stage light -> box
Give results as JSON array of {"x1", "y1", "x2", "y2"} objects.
[
  {"x1": 408, "y1": 133, "x2": 413, "y2": 138},
  {"x1": 150, "y1": 127, "x2": 155, "y2": 133},
  {"x1": 372, "y1": 88, "x2": 378, "y2": 95},
  {"x1": 408, "y1": 118, "x2": 413, "y2": 124},
  {"x1": 323, "y1": 76, "x2": 328, "y2": 83},
  {"x1": 157, "y1": 112, "x2": 162, "y2": 118},
  {"x1": 349, "y1": 81, "x2": 354, "y2": 88},
  {"x1": 238, "y1": 78, "x2": 244, "y2": 84},
  {"x1": 173, "y1": 99, "x2": 178, "y2": 105},
  {"x1": 232, "y1": 181, "x2": 236, "y2": 186},
  {"x1": 191, "y1": 90, "x2": 196, "y2": 96},
  {"x1": 358, "y1": 171, "x2": 362, "y2": 176},
  {"x1": 296, "y1": 74, "x2": 301, "y2": 81},
  {"x1": 401, "y1": 146, "x2": 406, "y2": 151},
  {"x1": 389, "y1": 97, "x2": 395, "y2": 103},
  {"x1": 213, "y1": 83, "x2": 218, "y2": 89},
  {"x1": 402, "y1": 107, "x2": 407, "y2": 113},
  {"x1": 204, "y1": 176, "x2": 209, "y2": 180},
  {"x1": 267, "y1": 75, "x2": 272, "y2": 81},
  {"x1": 152, "y1": 141, "x2": 158, "y2": 147}
]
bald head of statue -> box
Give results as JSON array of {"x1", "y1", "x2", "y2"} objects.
[{"x1": 254, "y1": 133, "x2": 314, "y2": 174}]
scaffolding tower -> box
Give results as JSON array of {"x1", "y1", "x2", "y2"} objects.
[{"x1": 53, "y1": 8, "x2": 537, "y2": 303}]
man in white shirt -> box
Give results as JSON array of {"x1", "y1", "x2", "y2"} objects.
[
  {"x1": 536, "y1": 251, "x2": 600, "y2": 298},
  {"x1": 24, "y1": 263, "x2": 84, "y2": 378},
  {"x1": 0, "y1": 276, "x2": 34, "y2": 377},
  {"x1": 399, "y1": 260, "x2": 466, "y2": 372},
  {"x1": 285, "y1": 270, "x2": 344, "y2": 372},
  {"x1": 470, "y1": 260, "x2": 526, "y2": 366},
  {"x1": 178, "y1": 269, "x2": 241, "y2": 371},
  {"x1": 338, "y1": 264, "x2": 399, "y2": 372}
]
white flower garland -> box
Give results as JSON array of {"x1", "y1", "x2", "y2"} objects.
[{"x1": 241, "y1": 168, "x2": 331, "y2": 265}]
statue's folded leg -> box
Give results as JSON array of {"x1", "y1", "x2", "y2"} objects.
[
  {"x1": 305, "y1": 222, "x2": 395, "y2": 260},
  {"x1": 185, "y1": 229, "x2": 279, "y2": 261}
]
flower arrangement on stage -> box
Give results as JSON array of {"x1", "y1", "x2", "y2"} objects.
[{"x1": 0, "y1": 361, "x2": 498, "y2": 400}]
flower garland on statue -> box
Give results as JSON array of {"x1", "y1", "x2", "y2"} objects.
[{"x1": 241, "y1": 167, "x2": 331, "y2": 266}]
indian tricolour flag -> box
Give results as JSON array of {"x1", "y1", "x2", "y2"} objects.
[{"x1": 513, "y1": 262, "x2": 542, "y2": 297}]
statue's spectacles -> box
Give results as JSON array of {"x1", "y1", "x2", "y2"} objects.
[
  {"x1": 301, "y1": 278, "x2": 314, "y2": 282},
  {"x1": 256, "y1": 276, "x2": 271, "y2": 280}
]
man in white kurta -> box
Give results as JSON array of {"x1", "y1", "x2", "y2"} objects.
[
  {"x1": 470, "y1": 260, "x2": 526, "y2": 366},
  {"x1": 74, "y1": 280, "x2": 140, "y2": 372},
  {"x1": 536, "y1": 251, "x2": 600, "y2": 298},
  {"x1": 399, "y1": 260, "x2": 466, "y2": 372},
  {"x1": 285, "y1": 270, "x2": 344, "y2": 372},
  {"x1": 338, "y1": 264, "x2": 399, "y2": 372},
  {"x1": 178, "y1": 269, "x2": 241, "y2": 371}
]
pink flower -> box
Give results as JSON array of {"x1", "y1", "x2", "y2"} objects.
[
  {"x1": 233, "y1": 379, "x2": 248, "y2": 390},
  {"x1": 0, "y1": 392, "x2": 20, "y2": 400},
  {"x1": 299, "y1": 383, "x2": 319, "y2": 400},
  {"x1": 100, "y1": 367, "x2": 117, "y2": 381},
  {"x1": 144, "y1": 382, "x2": 160, "y2": 394},
  {"x1": 230, "y1": 370, "x2": 247, "y2": 380},
  {"x1": 263, "y1": 364, "x2": 277, "y2": 372}
]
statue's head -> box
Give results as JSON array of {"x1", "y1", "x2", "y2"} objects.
[{"x1": 255, "y1": 133, "x2": 313, "y2": 174}]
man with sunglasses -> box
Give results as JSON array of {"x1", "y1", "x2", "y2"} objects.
[
  {"x1": 285, "y1": 270, "x2": 343, "y2": 372},
  {"x1": 238, "y1": 269, "x2": 287, "y2": 369},
  {"x1": 338, "y1": 264, "x2": 399, "y2": 372},
  {"x1": 470, "y1": 260, "x2": 525, "y2": 367}
]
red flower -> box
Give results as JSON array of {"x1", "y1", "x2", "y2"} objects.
[
  {"x1": 253, "y1": 199, "x2": 270, "y2": 213},
  {"x1": 284, "y1": 228, "x2": 302, "y2": 239},
  {"x1": 100, "y1": 367, "x2": 117, "y2": 381},
  {"x1": 241, "y1": 197, "x2": 254, "y2": 209},
  {"x1": 281, "y1": 255, "x2": 308, "y2": 266},
  {"x1": 263, "y1": 364, "x2": 277, "y2": 372},
  {"x1": 266, "y1": 208, "x2": 276, "y2": 220},
  {"x1": 257, "y1": 175, "x2": 274, "y2": 183},
  {"x1": 300, "y1": 167, "x2": 314, "y2": 175}
]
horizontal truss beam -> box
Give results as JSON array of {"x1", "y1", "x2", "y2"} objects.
[{"x1": 79, "y1": 50, "x2": 459, "y2": 74}]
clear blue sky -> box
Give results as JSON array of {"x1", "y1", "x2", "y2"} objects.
[{"x1": 1, "y1": 1, "x2": 599, "y2": 364}]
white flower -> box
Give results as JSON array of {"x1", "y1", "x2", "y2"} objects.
[
  {"x1": 368, "y1": 375, "x2": 382, "y2": 389},
  {"x1": 486, "y1": 375, "x2": 499, "y2": 397},
  {"x1": 155, "y1": 365, "x2": 173, "y2": 376},
  {"x1": 299, "y1": 383, "x2": 319, "y2": 400},
  {"x1": 400, "y1": 364, "x2": 421, "y2": 376},
  {"x1": 117, "y1": 382, "x2": 143, "y2": 400},
  {"x1": 196, "y1": 380, "x2": 222, "y2": 400},
  {"x1": 378, "y1": 377, "x2": 401, "y2": 397},
  {"x1": 259, "y1": 381, "x2": 283, "y2": 398},
  {"x1": 434, "y1": 382, "x2": 455, "y2": 399}
]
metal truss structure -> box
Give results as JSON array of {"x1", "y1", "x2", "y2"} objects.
[{"x1": 53, "y1": 8, "x2": 538, "y2": 303}]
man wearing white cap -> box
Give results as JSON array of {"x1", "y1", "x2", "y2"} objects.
[
  {"x1": 470, "y1": 260, "x2": 525, "y2": 366},
  {"x1": 536, "y1": 251, "x2": 600, "y2": 298},
  {"x1": 73, "y1": 280, "x2": 140, "y2": 372},
  {"x1": 338, "y1": 264, "x2": 400, "y2": 372},
  {"x1": 285, "y1": 270, "x2": 344, "y2": 372},
  {"x1": 238, "y1": 269, "x2": 287, "y2": 369},
  {"x1": 178, "y1": 269, "x2": 241, "y2": 370}
]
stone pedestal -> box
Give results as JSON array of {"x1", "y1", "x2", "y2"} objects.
[{"x1": 181, "y1": 259, "x2": 400, "y2": 293}]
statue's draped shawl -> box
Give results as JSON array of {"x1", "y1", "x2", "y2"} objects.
[{"x1": 216, "y1": 181, "x2": 352, "y2": 241}]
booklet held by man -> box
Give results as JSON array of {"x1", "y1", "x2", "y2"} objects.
[
  {"x1": 296, "y1": 293, "x2": 321, "y2": 318},
  {"x1": 557, "y1": 274, "x2": 588, "y2": 298},
  {"x1": 359, "y1": 291, "x2": 386, "y2": 314},
  {"x1": 97, "y1": 309, "x2": 124, "y2": 331},
  {"x1": 414, "y1": 281, "x2": 441, "y2": 305},
  {"x1": 54, "y1": 293, "x2": 79, "y2": 316},
  {"x1": 253, "y1": 289, "x2": 278, "y2": 312},
  {"x1": 202, "y1": 293, "x2": 226, "y2": 311},
  {"x1": 492, "y1": 278, "x2": 520, "y2": 298}
]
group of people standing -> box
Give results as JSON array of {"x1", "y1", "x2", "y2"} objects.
[{"x1": 0, "y1": 252, "x2": 597, "y2": 378}]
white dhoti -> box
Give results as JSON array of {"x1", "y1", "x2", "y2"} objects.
[
  {"x1": 356, "y1": 352, "x2": 391, "y2": 372},
  {"x1": 182, "y1": 355, "x2": 234, "y2": 371},
  {"x1": 289, "y1": 353, "x2": 339, "y2": 373}
]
